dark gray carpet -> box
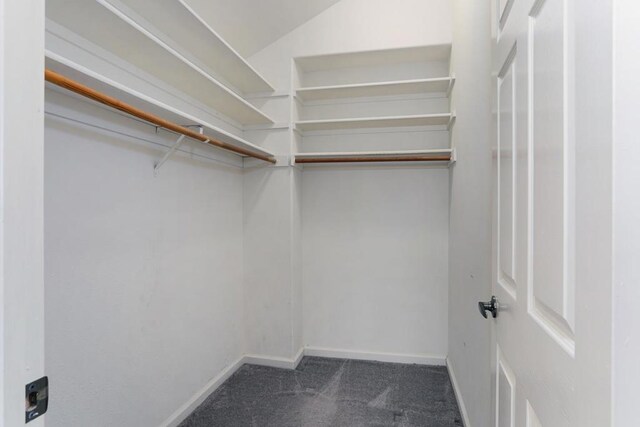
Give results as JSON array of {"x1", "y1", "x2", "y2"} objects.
[{"x1": 179, "y1": 356, "x2": 463, "y2": 426}]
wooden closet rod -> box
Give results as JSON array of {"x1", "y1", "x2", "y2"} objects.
[
  {"x1": 44, "y1": 69, "x2": 276, "y2": 164},
  {"x1": 295, "y1": 154, "x2": 451, "y2": 164}
]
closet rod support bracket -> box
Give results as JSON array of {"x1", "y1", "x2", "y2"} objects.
[
  {"x1": 449, "y1": 148, "x2": 457, "y2": 166},
  {"x1": 154, "y1": 135, "x2": 186, "y2": 175},
  {"x1": 154, "y1": 126, "x2": 209, "y2": 175}
]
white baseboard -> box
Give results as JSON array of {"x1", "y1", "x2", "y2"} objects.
[
  {"x1": 160, "y1": 350, "x2": 304, "y2": 427},
  {"x1": 292, "y1": 347, "x2": 305, "y2": 369},
  {"x1": 304, "y1": 346, "x2": 446, "y2": 366},
  {"x1": 446, "y1": 357, "x2": 471, "y2": 427},
  {"x1": 243, "y1": 349, "x2": 304, "y2": 370},
  {"x1": 160, "y1": 356, "x2": 245, "y2": 427}
]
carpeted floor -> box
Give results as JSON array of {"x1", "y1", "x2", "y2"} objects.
[{"x1": 179, "y1": 356, "x2": 463, "y2": 426}]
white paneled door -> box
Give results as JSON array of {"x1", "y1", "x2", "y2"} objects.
[{"x1": 491, "y1": 0, "x2": 612, "y2": 426}]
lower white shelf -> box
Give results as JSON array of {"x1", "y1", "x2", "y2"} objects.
[
  {"x1": 295, "y1": 113, "x2": 454, "y2": 132},
  {"x1": 293, "y1": 149, "x2": 455, "y2": 165}
]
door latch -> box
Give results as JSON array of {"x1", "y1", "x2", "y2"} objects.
[
  {"x1": 478, "y1": 296, "x2": 499, "y2": 318},
  {"x1": 25, "y1": 376, "x2": 48, "y2": 423}
]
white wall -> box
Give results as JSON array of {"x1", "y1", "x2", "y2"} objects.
[
  {"x1": 242, "y1": 166, "x2": 300, "y2": 359},
  {"x1": 183, "y1": 0, "x2": 342, "y2": 58},
  {"x1": 447, "y1": 0, "x2": 493, "y2": 426},
  {"x1": 302, "y1": 167, "x2": 449, "y2": 359},
  {"x1": 44, "y1": 89, "x2": 246, "y2": 427},
  {"x1": 612, "y1": 1, "x2": 640, "y2": 425},
  {"x1": 241, "y1": 96, "x2": 302, "y2": 361},
  {"x1": 246, "y1": 0, "x2": 453, "y2": 361},
  {"x1": 250, "y1": 0, "x2": 452, "y2": 90}
]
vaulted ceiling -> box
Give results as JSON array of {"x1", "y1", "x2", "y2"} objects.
[{"x1": 183, "y1": 0, "x2": 343, "y2": 58}]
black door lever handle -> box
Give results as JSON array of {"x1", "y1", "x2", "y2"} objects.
[{"x1": 478, "y1": 296, "x2": 499, "y2": 318}]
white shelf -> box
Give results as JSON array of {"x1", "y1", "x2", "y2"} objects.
[
  {"x1": 113, "y1": 0, "x2": 274, "y2": 94},
  {"x1": 296, "y1": 113, "x2": 454, "y2": 132},
  {"x1": 46, "y1": 0, "x2": 273, "y2": 126},
  {"x1": 296, "y1": 77, "x2": 454, "y2": 102},
  {"x1": 45, "y1": 57, "x2": 275, "y2": 159},
  {"x1": 295, "y1": 45, "x2": 452, "y2": 72},
  {"x1": 294, "y1": 149, "x2": 455, "y2": 165}
]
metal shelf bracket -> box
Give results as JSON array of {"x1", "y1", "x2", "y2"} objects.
[
  {"x1": 154, "y1": 126, "x2": 207, "y2": 175},
  {"x1": 446, "y1": 74, "x2": 456, "y2": 98},
  {"x1": 447, "y1": 111, "x2": 457, "y2": 131}
]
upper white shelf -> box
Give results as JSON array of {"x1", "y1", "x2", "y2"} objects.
[
  {"x1": 296, "y1": 77, "x2": 454, "y2": 102},
  {"x1": 46, "y1": 0, "x2": 273, "y2": 126},
  {"x1": 45, "y1": 57, "x2": 274, "y2": 160},
  {"x1": 114, "y1": 0, "x2": 274, "y2": 94},
  {"x1": 296, "y1": 113, "x2": 454, "y2": 132},
  {"x1": 295, "y1": 45, "x2": 452, "y2": 72}
]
